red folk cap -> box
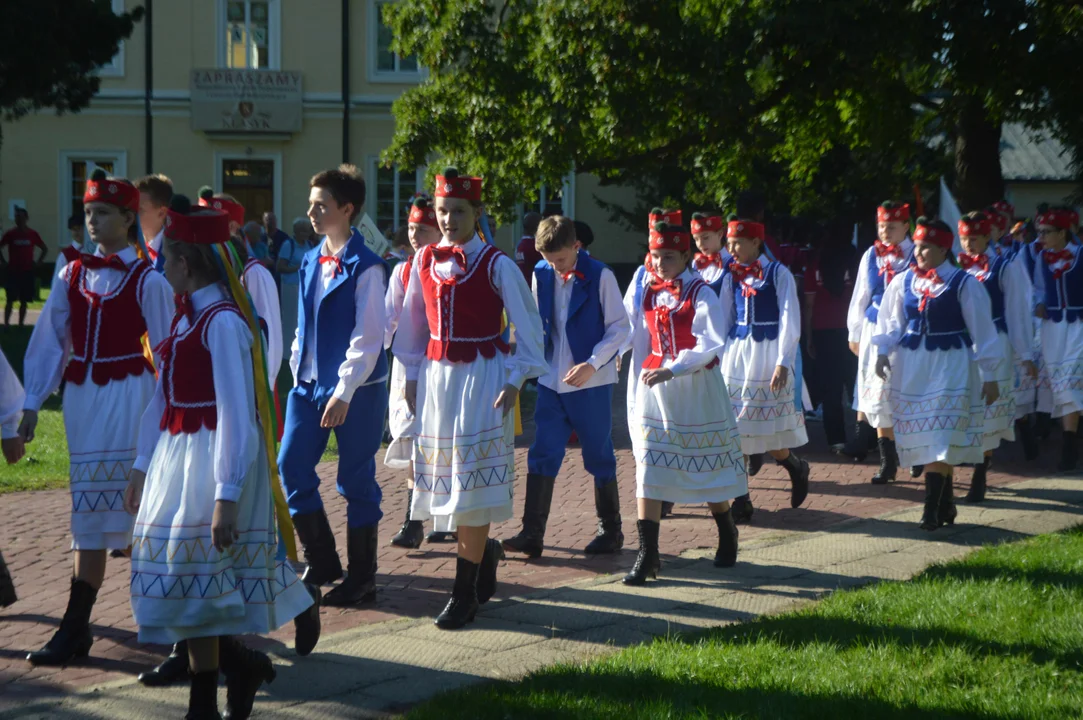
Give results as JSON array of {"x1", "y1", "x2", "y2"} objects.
[
  {"x1": 84, "y1": 177, "x2": 139, "y2": 213},
  {"x1": 691, "y1": 215, "x2": 724, "y2": 234},
  {"x1": 408, "y1": 203, "x2": 439, "y2": 229},
  {"x1": 649, "y1": 226, "x2": 690, "y2": 253},
  {"x1": 198, "y1": 196, "x2": 246, "y2": 227},
  {"x1": 649, "y1": 209, "x2": 683, "y2": 227},
  {"x1": 876, "y1": 204, "x2": 910, "y2": 223},
  {"x1": 435, "y1": 174, "x2": 482, "y2": 202},
  {"x1": 1037, "y1": 209, "x2": 1072, "y2": 230},
  {"x1": 958, "y1": 216, "x2": 991, "y2": 237},
  {"x1": 913, "y1": 222, "x2": 954, "y2": 250},
  {"x1": 991, "y1": 200, "x2": 1015, "y2": 218},
  {"x1": 164, "y1": 209, "x2": 232, "y2": 245},
  {"x1": 727, "y1": 220, "x2": 765, "y2": 241}
]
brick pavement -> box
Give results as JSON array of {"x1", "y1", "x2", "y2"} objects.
[{"x1": 0, "y1": 377, "x2": 1053, "y2": 708}]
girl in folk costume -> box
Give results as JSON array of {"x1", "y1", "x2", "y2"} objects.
[
  {"x1": 394, "y1": 169, "x2": 546, "y2": 629},
  {"x1": 840, "y1": 201, "x2": 915, "y2": 484},
  {"x1": 720, "y1": 220, "x2": 810, "y2": 522},
  {"x1": 987, "y1": 201, "x2": 1014, "y2": 257},
  {"x1": 385, "y1": 196, "x2": 443, "y2": 549},
  {"x1": 123, "y1": 197, "x2": 318, "y2": 720},
  {"x1": 691, "y1": 213, "x2": 731, "y2": 288},
  {"x1": 874, "y1": 218, "x2": 1001, "y2": 531},
  {"x1": 1, "y1": 348, "x2": 26, "y2": 607},
  {"x1": 957, "y1": 212, "x2": 1039, "y2": 501},
  {"x1": 624, "y1": 222, "x2": 746, "y2": 585},
  {"x1": 1033, "y1": 207, "x2": 1083, "y2": 472},
  {"x1": 18, "y1": 171, "x2": 173, "y2": 666},
  {"x1": 232, "y1": 236, "x2": 284, "y2": 387}
]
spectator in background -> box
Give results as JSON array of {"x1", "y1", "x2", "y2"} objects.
[
  {"x1": 574, "y1": 220, "x2": 595, "y2": 253},
  {"x1": 386, "y1": 225, "x2": 411, "y2": 264},
  {"x1": 263, "y1": 211, "x2": 289, "y2": 281},
  {"x1": 516, "y1": 212, "x2": 544, "y2": 285},
  {"x1": 55, "y1": 213, "x2": 87, "y2": 279},
  {"x1": 244, "y1": 221, "x2": 270, "y2": 263},
  {"x1": 0, "y1": 208, "x2": 47, "y2": 326},
  {"x1": 278, "y1": 218, "x2": 312, "y2": 361}
]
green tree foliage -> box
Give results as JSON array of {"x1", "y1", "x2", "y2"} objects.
[{"x1": 381, "y1": 0, "x2": 1083, "y2": 223}]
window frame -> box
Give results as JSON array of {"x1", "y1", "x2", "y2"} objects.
[
  {"x1": 516, "y1": 174, "x2": 577, "y2": 237},
  {"x1": 95, "y1": 0, "x2": 128, "y2": 78},
  {"x1": 216, "y1": 0, "x2": 282, "y2": 70},
  {"x1": 366, "y1": 157, "x2": 427, "y2": 233},
  {"x1": 57, "y1": 150, "x2": 128, "y2": 249},
  {"x1": 367, "y1": 0, "x2": 425, "y2": 84}
]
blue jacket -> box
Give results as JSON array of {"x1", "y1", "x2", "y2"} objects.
[
  {"x1": 900, "y1": 268, "x2": 972, "y2": 351},
  {"x1": 534, "y1": 250, "x2": 611, "y2": 367}
]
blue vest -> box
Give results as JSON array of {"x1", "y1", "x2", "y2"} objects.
[
  {"x1": 296, "y1": 228, "x2": 389, "y2": 406},
  {"x1": 970, "y1": 254, "x2": 1009, "y2": 335},
  {"x1": 534, "y1": 250, "x2": 610, "y2": 367},
  {"x1": 729, "y1": 261, "x2": 782, "y2": 341},
  {"x1": 864, "y1": 244, "x2": 914, "y2": 324},
  {"x1": 708, "y1": 264, "x2": 731, "y2": 297},
  {"x1": 1038, "y1": 247, "x2": 1083, "y2": 323},
  {"x1": 900, "y1": 268, "x2": 971, "y2": 351}
]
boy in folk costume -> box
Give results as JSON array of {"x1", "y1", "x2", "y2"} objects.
[
  {"x1": 278, "y1": 165, "x2": 390, "y2": 607},
  {"x1": 1, "y1": 348, "x2": 26, "y2": 607},
  {"x1": 1033, "y1": 208, "x2": 1083, "y2": 472},
  {"x1": 624, "y1": 222, "x2": 746, "y2": 584},
  {"x1": 123, "y1": 197, "x2": 318, "y2": 720},
  {"x1": 385, "y1": 196, "x2": 445, "y2": 549},
  {"x1": 394, "y1": 168, "x2": 546, "y2": 629},
  {"x1": 55, "y1": 213, "x2": 87, "y2": 278},
  {"x1": 233, "y1": 235, "x2": 283, "y2": 388},
  {"x1": 874, "y1": 218, "x2": 1000, "y2": 529},
  {"x1": 19, "y1": 170, "x2": 174, "y2": 666},
  {"x1": 957, "y1": 212, "x2": 1039, "y2": 500},
  {"x1": 137, "y1": 174, "x2": 174, "y2": 273},
  {"x1": 502, "y1": 216, "x2": 631, "y2": 558},
  {"x1": 840, "y1": 201, "x2": 915, "y2": 483},
  {"x1": 691, "y1": 213, "x2": 732, "y2": 288},
  {"x1": 720, "y1": 220, "x2": 810, "y2": 521}
]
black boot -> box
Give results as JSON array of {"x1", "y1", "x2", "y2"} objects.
[
  {"x1": 476, "y1": 538, "x2": 505, "y2": 604},
  {"x1": 426, "y1": 530, "x2": 457, "y2": 543},
  {"x1": 712, "y1": 509, "x2": 739, "y2": 568},
  {"x1": 838, "y1": 420, "x2": 875, "y2": 462},
  {"x1": 939, "y1": 473, "x2": 958, "y2": 526},
  {"x1": 435, "y1": 557, "x2": 480, "y2": 630},
  {"x1": 186, "y1": 669, "x2": 221, "y2": 720},
  {"x1": 293, "y1": 582, "x2": 321, "y2": 657},
  {"x1": 138, "y1": 640, "x2": 190, "y2": 686},
  {"x1": 779, "y1": 452, "x2": 810, "y2": 508},
  {"x1": 1058, "y1": 430, "x2": 1079, "y2": 473},
  {"x1": 390, "y1": 489, "x2": 424, "y2": 549},
  {"x1": 219, "y1": 636, "x2": 275, "y2": 720},
  {"x1": 1016, "y1": 418, "x2": 1039, "y2": 461},
  {"x1": 871, "y1": 438, "x2": 898, "y2": 484},
  {"x1": 660, "y1": 501, "x2": 675, "y2": 518},
  {"x1": 911, "y1": 465, "x2": 925, "y2": 479},
  {"x1": 965, "y1": 458, "x2": 988, "y2": 503},
  {"x1": 501, "y1": 473, "x2": 555, "y2": 559},
  {"x1": 26, "y1": 578, "x2": 96, "y2": 666},
  {"x1": 622, "y1": 519, "x2": 661, "y2": 586},
  {"x1": 1036, "y1": 412, "x2": 1053, "y2": 440},
  {"x1": 323, "y1": 524, "x2": 378, "y2": 607},
  {"x1": 292, "y1": 510, "x2": 344, "y2": 586},
  {"x1": 746, "y1": 454, "x2": 764, "y2": 476},
  {"x1": 731, "y1": 494, "x2": 755, "y2": 524},
  {"x1": 0, "y1": 550, "x2": 16, "y2": 607},
  {"x1": 920, "y1": 473, "x2": 947, "y2": 531},
  {"x1": 584, "y1": 481, "x2": 624, "y2": 554}
]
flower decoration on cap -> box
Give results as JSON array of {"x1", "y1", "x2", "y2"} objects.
[
  {"x1": 992, "y1": 200, "x2": 1014, "y2": 218},
  {"x1": 958, "y1": 216, "x2": 991, "y2": 237},
  {"x1": 83, "y1": 170, "x2": 139, "y2": 213},
  {"x1": 727, "y1": 220, "x2": 765, "y2": 241},
  {"x1": 197, "y1": 195, "x2": 245, "y2": 227},
  {"x1": 876, "y1": 204, "x2": 910, "y2": 223},
  {"x1": 1037, "y1": 209, "x2": 1072, "y2": 230},
  {"x1": 408, "y1": 198, "x2": 439, "y2": 229},
  {"x1": 648, "y1": 223, "x2": 690, "y2": 253},
  {"x1": 164, "y1": 208, "x2": 232, "y2": 246},
  {"x1": 913, "y1": 221, "x2": 954, "y2": 250},
  {"x1": 690, "y1": 214, "x2": 724, "y2": 234},
  {"x1": 984, "y1": 207, "x2": 1009, "y2": 234},
  {"x1": 434, "y1": 167, "x2": 482, "y2": 202},
  {"x1": 648, "y1": 208, "x2": 683, "y2": 227}
]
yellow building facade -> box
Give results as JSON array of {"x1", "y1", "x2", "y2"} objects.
[{"x1": 0, "y1": 0, "x2": 643, "y2": 264}]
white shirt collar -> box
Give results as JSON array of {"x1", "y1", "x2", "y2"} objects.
[{"x1": 190, "y1": 283, "x2": 227, "y2": 312}]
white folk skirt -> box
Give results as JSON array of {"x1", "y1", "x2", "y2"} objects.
[
  {"x1": 633, "y1": 364, "x2": 747, "y2": 504},
  {"x1": 722, "y1": 336, "x2": 808, "y2": 455},
  {"x1": 889, "y1": 346, "x2": 986, "y2": 468},
  {"x1": 853, "y1": 318, "x2": 894, "y2": 429},
  {"x1": 1040, "y1": 319, "x2": 1083, "y2": 419},
  {"x1": 983, "y1": 332, "x2": 1017, "y2": 451},
  {"x1": 130, "y1": 427, "x2": 313, "y2": 644},
  {"x1": 65, "y1": 373, "x2": 155, "y2": 550},
  {"x1": 410, "y1": 354, "x2": 514, "y2": 528}
]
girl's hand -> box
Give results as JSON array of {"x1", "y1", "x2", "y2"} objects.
[
  {"x1": 848, "y1": 341, "x2": 860, "y2": 357},
  {"x1": 875, "y1": 355, "x2": 891, "y2": 381},
  {"x1": 641, "y1": 368, "x2": 674, "y2": 388},
  {"x1": 123, "y1": 470, "x2": 146, "y2": 515},
  {"x1": 494, "y1": 383, "x2": 519, "y2": 417},
  {"x1": 982, "y1": 381, "x2": 1000, "y2": 407},
  {"x1": 212, "y1": 500, "x2": 240, "y2": 552},
  {"x1": 1035, "y1": 304, "x2": 1047, "y2": 320},
  {"x1": 770, "y1": 365, "x2": 789, "y2": 394},
  {"x1": 1023, "y1": 360, "x2": 1039, "y2": 380},
  {"x1": 17, "y1": 410, "x2": 38, "y2": 444}
]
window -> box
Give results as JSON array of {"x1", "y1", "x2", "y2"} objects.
[
  {"x1": 370, "y1": 1, "x2": 421, "y2": 81},
  {"x1": 222, "y1": 0, "x2": 279, "y2": 69},
  {"x1": 370, "y1": 161, "x2": 423, "y2": 234},
  {"x1": 58, "y1": 151, "x2": 127, "y2": 246},
  {"x1": 69, "y1": 160, "x2": 116, "y2": 218},
  {"x1": 96, "y1": 0, "x2": 127, "y2": 77},
  {"x1": 524, "y1": 184, "x2": 567, "y2": 219}
]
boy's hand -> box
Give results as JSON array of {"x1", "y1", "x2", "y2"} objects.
[
  {"x1": 123, "y1": 469, "x2": 146, "y2": 515},
  {"x1": 17, "y1": 410, "x2": 38, "y2": 444},
  {"x1": 641, "y1": 368, "x2": 674, "y2": 388},
  {"x1": 405, "y1": 380, "x2": 418, "y2": 415},
  {"x1": 2, "y1": 436, "x2": 25, "y2": 465},
  {"x1": 1035, "y1": 304, "x2": 1047, "y2": 319},
  {"x1": 563, "y1": 362, "x2": 596, "y2": 388},
  {"x1": 212, "y1": 500, "x2": 240, "y2": 552},
  {"x1": 493, "y1": 384, "x2": 519, "y2": 417},
  {"x1": 320, "y1": 397, "x2": 349, "y2": 428},
  {"x1": 770, "y1": 365, "x2": 789, "y2": 394},
  {"x1": 982, "y1": 381, "x2": 1000, "y2": 407},
  {"x1": 848, "y1": 341, "x2": 860, "y2": 357},
  {"x1": 875, "y1": 355, "x2": 891, "y2": 381},
  {"x1": 1023, "y1": 360, "x2": 1038, "y2": 380}
]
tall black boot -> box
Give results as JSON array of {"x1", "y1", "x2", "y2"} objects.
[
  {"x1": 778, "y1": 452, "x2": 810, "y2": 508},
  {"x1": 476, "y1": 538, "x2": 505, "y2": 604},
  {"x1": 920, "y1": 472, "x2": 947, "y2": 531},
  {"x1": 871, "y1": 437, "x2": 898, "y2": 485},
  {"x1": 435, "y1": 557, "x2": 480, "y2": 630},
  {"x1": 939, "y1": 473, "x2": 958, "y2": 526},
  {"x1": 911, "y1": 465, "x2": 925, "y2": 478},
  {"x1": 1016, "y1": 417, "x2": 1039, "y2": 461},
  {"x1": 712, "y1": 509, "x2": 739, "y2": 568},
  {"x1": 584, "y1": 481, "x2": 624, "y2": 554},
  {"x1": 291, "y1": 510, "x2": 343, "y2": 586},
  {"x1": 1036, "y1": 412, "x2": 1053, "y2": 440},
  {"x1": 323, "y1": 524, "x2": 378, "y2": 607},
  {"x1": 746, "y1": 453, "x2": 765, "y2": 476},
  {"x1": 390, "y1": 489, "x2": 424, "y2": 549},
  {"x1": 731, "y1": 493, "x2": 755, "y2": 524},
  {"x1": 0, "y1": 550, "x2": 16, "y2": 607},
  {"x1": 293, "y1": 582, "x2": 321, "y2": 657},
  {"x1": 965, "y1": 457, "x2": 988, "y2": 503},
  {"x1": 660, "y1": 501, "x2": 675, "y2": 518},
  {"x1": 26, "y1": 578, "x2": 96, "y2": 666},
  {"x1": 622, "y1": 519, "x2": 661, "y2": 586},
  {"x1": 138, "y1": 640, "x2": 190, "y2": 686},
  {"x1": 219, "y1": 636, "x2": 276, "y2": 720},
  {"x1": 186, "y1": 669, "x2": 222, "y2": 720},
  {"x1": 1058, "y1": 430, "x2": 1079, "y2": 473},
  {"x1": 838, "y1": 420, "x2": 875, "y2": 462},
  {"x1": 501, "y1": 473, "x2": 556, "y2": 559}
]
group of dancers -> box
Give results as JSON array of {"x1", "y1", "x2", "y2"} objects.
[{"x1": 0, "y1": 162, "x2": 1079, "y2": 718}]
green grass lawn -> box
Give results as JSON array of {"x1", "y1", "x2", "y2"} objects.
[
  {"x1": 0, "y1": 285, "x2": 50, "y2": 313},
  {"x1": 407, "y1": 526, "x2": 1083, "y2": 719}
]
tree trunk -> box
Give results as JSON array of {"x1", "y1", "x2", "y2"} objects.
[{"x1": 953, "y1": 96, "x2": 1005, "y2": 212}]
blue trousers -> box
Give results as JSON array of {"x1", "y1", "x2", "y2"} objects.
[
  {"x1": 528, "y1": 384, "x2": 617, "y2": 487},
  {"x1": 278, "y1": 381, "x2": 387, "y2": 528}
]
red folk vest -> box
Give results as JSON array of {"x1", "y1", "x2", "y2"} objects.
[
  {"x1": 156, "y1": 300, "x2": 244, "y2": 435},
  {"x1": 417, "y1": 243, "x2": 510, "y2": 363},
  {"x1": 61, "y1": 245, "x2": 81, "y2": 264},
  {"x1": 642, "y1": 278, "x2": 716, "y2": 370},
  {"x1": 64, "y1": 259, "x2": 154, "y2": 386}
]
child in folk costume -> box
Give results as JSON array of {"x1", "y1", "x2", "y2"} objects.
[
  {"x1": 691, "y1": 212, "x2": 732, "y2": 287},
  {"x1": 840, "y1": 202, "x2": 915, "y2": 483},
  {"x1": 278, "y1": 165, "x2": 389, "y2": 608},
  {"x1": 385, "y1": 196, "x2": 445, "y2": 549},
  {"x1": 873, "y1": 218, "x2": 1001, "y2": 530},
  {"x1": 394, "y1": 168, "x2": 546, "y2": 629},
  {"x1": 123, "y1": 197, "x2": 317, "y2": 720},
  {"x1": 720, "y1": 220, "x2": 810, "y2": 521},
  {"x1": 18, "y1": 170, "x2": 174, "y2": 666},
  {"x1": 1033, "y1": 207, "x2": 1083, "y2": 472},
  {"x1": 624, "y1": 222, "x2": 746, "y2": 584},
  {"x1": 1, "y1": 348, "x2": 26, "y2": 607},
  {"x1": 234, "y1": 237, "x2": 283, "y2": 388},
  {"x1": 137, "y1": 174, "x2": 174, "y2": 273},
  {"x1": 502, "y1": 216, "x2": 631, "y2": 558},
  {"x1": 957, "y1": 212, "x2": 1038, "y2": 501},
  {"x1": 986, "y1": 202, "x2": 1013, "y2": 257},
  {"x1": 55, "y1": 213, "x2": 88, "y2": 278}
]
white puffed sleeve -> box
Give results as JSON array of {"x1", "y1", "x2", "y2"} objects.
[
  {"x1": 133, "y1": 379, "x2": 167, "y2": 474},
  {"x1": 1001, "y1": 258, "x2": 1036, "y2": 362},
  {"x1": 242, "y1": 263, "x2": 283, "y2": 384},
  {"x1": 384, "y1": 261, "x2": 408, "y2": 349},
  {"x1": 774, "y1": 264, "x2": 801, "y2": 369},
  {"x1": 22, "y1": 267, "x2": 73, "y2": 411},
  {"x1": 0, "y1": 349, "x2": 25, "y2": 439},
  {"x1": 138, "y1": 269, "x2": 177, "y2": 367},
  {"x1": 872, "y1": 270, "x2": 909, "y2": 354},
  {"x1": 491, "y1": 254, "x2": 548, "y2": 390},
  {"x1": 391, "y1": 259, "x2": 429, "y2": 382},
  {"x1": 588, "y1": 268, "x2": 632, "y2": 369},
  {"x1": 208, "y1": 311, "x2": 259, "y2": 502},
  {"x1": 847, "y1": 249, "x2": 874, "y2": 343},
  {"x1": 959, "y1": 275, "x2": 1002, "y2": 383},
  {"x1": 666, "y1": 286, "x2": 727, "y2": 377}
]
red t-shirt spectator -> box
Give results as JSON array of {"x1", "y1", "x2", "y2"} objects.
[
  {"x1": 0, "y1": 227, "x2": 47, "y2": 272},
  {"x1": 515, "y1": 235, "x2": 542, "y2": 286},
  {"x1": 804, "y1": 254, "x2": 854, "y2": 330}
]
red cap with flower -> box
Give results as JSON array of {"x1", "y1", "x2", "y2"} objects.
[
  {"x1": 83, "y1": 170, "x2": 139, "y2": 213},
  {"x1": 958, "y1": 216, "x2": 991, "y2": 237},
  {"x1": 649, "y1": 223, "x2": 690, "y2": 253},
  {"x1": 913, "y1": 221, "x2": 954, "y2": 250},
  {"x1": 876, "y1": 203, "x2": 910, "y2": 223},
  {"x1": 197, "y1": 194, "x2": 245, "y2": 227},
  {"x1": 408, "y1": 197, "x2": 439, "y2": 229},
  {"x1": 691, "y1": 214, "x2": 724, "y2": 234},
  {"x1": 649, "y1": 208, "x2": 682, "y2": 227},
  {"x1": 434, "y1": 167, "x2": 482, "y2": 202},
  {"x1": 992, "y1": 200, "x2": 1014, "y2": 218},
  {"x1": 727, "y1": 220, "x2": 765, "y2": 241},
  {"x1": 1037, "y1": 209, "x2": 1073, "y2": 230},
  {"x1": 164, "y1": 195, "x2": 231, "y2": 246}
]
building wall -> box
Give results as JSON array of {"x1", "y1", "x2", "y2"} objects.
[{"x1": 1005, "y1": 182, "x2": 1080, "y2": 220}]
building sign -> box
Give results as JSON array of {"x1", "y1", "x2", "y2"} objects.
[{"x1": 190, "y1": 69, "x2": 303, "y2": 133}]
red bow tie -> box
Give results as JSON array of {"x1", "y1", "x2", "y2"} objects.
[
  {"x1": 432, "y1": 245, "x2": 468, "y2": 272},
  {"x1": 650, "y1": 279, "x2": 682, "y2": 296},
  {"x1": 729, "y1": 261, "x2": 763, "y2": 284},
  {"x1": 318, "y1": 254, "x2": 343, "y2": 277},
  {"x1": 1044, "y1": 248, "x2": 1073, "y2": 265},
  {"x1": 561, "y1": 270, "x2": 584, "y2": 283},
  {"x1": 912, "y1": 265, "x2": 943, "y2": 285},
  {"x1": 958, "y1": 253, "x2": 989, "y2": 273},
  {"x1": 694, "y1": 253, "x2": 724, "y2": 271},
  {"x1": 174, "y1": 292, "x2": 195, "y2": 324},
  {"x1": 146, "y1": 246, "x2": 158, "y2": 263},
  {"x1": 79, "y1": 253, "x2": 127, "y2": 271},
  {"x1": 874, "y1": 241, "x2": 903, "y2": 259}
]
